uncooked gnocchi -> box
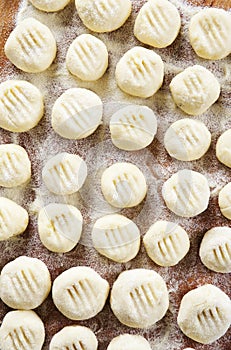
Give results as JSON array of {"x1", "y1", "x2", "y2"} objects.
[
  {"x1": 66, "y1": 34, "x2": 108, "y2": 81},
  {"x1": 199, "y1": 227, "x2": 231, "y2": 273},
  {"x1": 49, "y1": 326, "x2": 98, "y2": 350},
  {"x1": 189, "y1": 8, "x2": 231, "y2": 60},
  {"x1": 115, "y1": 46, "x2": 164, "y2": 98},
  {"x1": 110, "y1": 269, "x2": 169, "y2": 328},
  {"x1": 0, "y1": 80, "x2": 44, "y2": 132},
  {"x1": 216, "y1": 129, "x2": 231, "y2": 168},
  {"x1": 91, "y1": 214, "x2": 140, "y2": 262},
  {"x1": 5, "y1": 18, "x2": 57, "y2": 73},
  {"x1": 110, "y1": 105, "x2": 157, "y2": 151},
  {"x1": 0, "y1": 197, "x2": 29, "y2": 241},
  {"x1": 29, "y1": 0, "x2": 71, "y2": 12},
  {"x1": 0, "y1": 256, "x2": 51, "y2": 310},
  {"x1": 101, "y1": 162, "x2": 147, "y2": 208},
  {"x1": 42, "y1": 152, "x2": 87, "y2": 195},
  {"x1": 51, "y1": 88, "x2": 103, "y2": 139},
  {"x1": 162, "y1": 169, "x2": 210, "y2": 218},
  {"x1": 143, "y1": 220, "x2": 190, "y2": 267},
  {"x1": 107, "y1": 334, "x2": 152, "y2": 350},
  {"x1": 75, "y1": 0, "x2": 132, "y2": 33},
  {"x1": 52, "y1": 266, "x2": 109, "y2": 320},
  {"x1": 0, "y1": 310, "x2": 45, "y2": 350},
  {"x1": 219, "y1": 182, "x2": 231, "y2": 219},
  {"x1": 134, "y1": 0, "x2": 181, "y2": 48},
  {"x1": 38, "y1": 203, "x2": 83, "y2": 253},
  {"x1": 170, "y1": 65, "x2": 220, "y2": 116},
  {"x1": 177, "y1": 284, "x2": 231, "y2": 344},
  {"x1": 0, "y1": 144, "x2": 31, "y2": 187},
  {"x1": 164, "y1": 118, "x2": 211, "y2": 161}
]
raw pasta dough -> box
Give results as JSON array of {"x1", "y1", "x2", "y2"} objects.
[
  {"x1": 115, "y1": 46, "x2": 164, "y2": 98},
  {"x1": 216, "y1": 129, "x2": 231, "y2": 168},
  {"x1": 110, "y1": 105, "x2": 157, "y2": 151},
  {"x1": 91, "y1": 214, "x2": 140, "y2": 262},
  {"x1": 177, "y1": 284, "x2": 231, "y2": 344},
  {"x1": 219, "y1": 182, "x2": 231, "y2": 219},
  {"x1": 4, "y1": 18, "x2": 57, "y2": 73},
  {"x1": 107, "y1": 334, "x2": 152, "y2": 350},
  {"x1": 0, "y1": 80, "x2": 44, "y2": 132},
  {"x1": 134, "y1": 0, "x2": 181, "y2": 48},
  {"x1": 0, "y1": 256, "x2": 51, "y2": 310},
  {"x1": 66, "y1": 34, "x2": 108, "y2": 81},
  {"x1": 29, "y1": 0, "x2": 71, "y2": 12},
  {"x1": 170, "y1": 65, "x2": 220, "y2": 116}
]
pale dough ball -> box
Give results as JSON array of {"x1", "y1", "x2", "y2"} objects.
[
  {"x1": 91, "y1": 214, "x2": 140, "y2": 263},
  {"x1": 143, "y1": 220, "x2": 190, "y2": 267},
  {"x1": 115, "y1": 46, "x2": 164, "y2": 98},
  {"x1": 49, "y1": 326, "x2": 98, "y2": 350},
  {"x1": 51, "y1": 88, "x2": 103, "y2": 140},
  {"x1": 134, "y1": 0, "x2": 181, "y2": 48},
  {"x1": 101, "y1": 162, "x2": 147, "y2": 208},
  {"x1": 110, "y1": 105, "x2": 157, "y2": 151},
  {"x1": 162, "y1": 169, "x2": 210, "y2": 218},
  {"x1": 170, "y1": 65, "x2": 220, "y2": 116},
  {"x1": 0, "y1": 144, "x2": 31, "y2": 187},
  {"x1": 4, "y1": 18, "x2": 57, "y2": 73},
  {"x1": 38, "y1": 203, "x2": 83, "y2": 253},
  {"x1": 0, "y1": 256, "x2": 51, "y2": 310},
  {"x1": 0, "y1": 197, "x2": 29, "y2": 241},
  {"x1": 216, "y1": 129, "x2": 231, "y2": 168},
  {"x1": 52, "y1": 266, "x2": 109, "y2": 320},
  {"x1": 219, "y1": 182, "x2": 231, "y2": 219},
  {"x1": 110, "y1": 269, "x2": 169, "y2": 328},
  {"x1": 189, "y1": 8, "x2": 231, "y2": 60},
  {"x1": 66, "y1": 34, "x2": 108, "y2": 81},
  {"x1": 164, "y1": 118, "x2": 211, "y2": 161},
  {"x1": 177, "y1": 284, "x2": 231, "y2": 344},
  {"x1": 42, "y1": 152, "x2": 87, "y2": 195},
  {"x1": 199, "y1": 227, "x2": 231, "y2": 273},
  {"x1": 75, "y1": 0, "x2": 132, "y2": 33},
  {"x1": 0, "y1": 310, "x2": 45, "y2": 350},
  {"x1": 29, "y1": 0, "x2": 71, "y2": 12},
  {"x1": 0, "y1": 80, "x2": 44, "y2": 132},
  {"x1": 107, "y1": 334, "x2": 152, "y2": 350}
]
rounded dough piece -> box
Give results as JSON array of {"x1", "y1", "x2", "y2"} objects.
[
  {"x1": 189, "y1": 8, "x2": 231, "y2": 60},
  {"x1": 0, "y1": 80, "x2": 44, "y2": 132},
  {"x1": 0, "y1": 144, "x2": 31, "y2": 187},
  {"x1": 164, "y1": 118, "x2": 211, "y2": 161},
  {"x1": 38, "y1": 203, "x2": 83, "y2": 253},
  {"x1": 143, "y1": 220, "x2": 190, "y2": 267},
  {"x1": 4, "y1": 18, "x2": 57, "y2": 73},
  {"x1": 51, "y1": 88, "x2": 103, "y2": 140},
  {"x1": 42, "y1": 152, "x2": 87, "y2": 195},
  {"x1": 92, "y1": 214, "x2": 140, "y2": 263},
  {"x1": 216, "y1": 129, "x2": 231, "y2": 168},
  {"x1": 199, "y1": 227, "x2": 231, "y2": 273},
  {"x1": 101, "y1": 162, "x2": 147, "y2": 208},
  {"x1": 66, "y1": 34, "x2": 108, "y2": 81},
  {"x1": 177, "y1": 284, "x2": 231, "y2": 344},
  {"x1": 107, "y1": 334, "x2": 152, "y2": 350},
  {"x1": 162, "y1": 169, "x2": 210, "y2": 218},
  {"x1": 134, "y1": 0, "x2": 181, "y2": 48},
  {"x1": 29, "y1": 0, "x2": 71, "y2": 12},
  {"x1": 115, "y1": 46, "x2": 164, "y2": 98},
  {"x1": 75, "y1": 0, "x2": 132, "y2": 33},
  {"x1": 170, "y1": 65, "x2": 220, "y2": 116},
  {"x1": 52, "y1": 266, "x2": 109, "y2": 320},
  {"x1": 49, "y1": 326, "x2": 98, "y2": 350},
  {"x1": 219, "y1": 182, "x2": 231, "y2": 219},
  {"x1": 110, "y1": 105, "x2": 157, "y2": 151},
  {"x1": 0, "y1": 197, "x2": 29, "y2": 241},
  {"x1": 0, "y1": 256, "x2": 51, "y2": 310},
  {"x1": 110, "y1": 269, "x2": 169, "y2": 328},
  {"x1": 0, "y1": 310, "x2": 45, "y2": 350}
]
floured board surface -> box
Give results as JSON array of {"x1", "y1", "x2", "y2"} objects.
[{"x1": 0, "y1": 0, "x2": 230, "y2": 349}]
